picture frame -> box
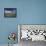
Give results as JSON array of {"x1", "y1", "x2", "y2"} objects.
[{"x1": 4, "y1": 8, "x2": 17, "y2": 18}]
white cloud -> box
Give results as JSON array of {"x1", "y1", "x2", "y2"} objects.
[{"x1": 5, "y1": 10, "x2": 12, "y2": 13}]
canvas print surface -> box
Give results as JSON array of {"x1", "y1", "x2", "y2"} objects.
[{"x1": 4, "y1": 8, "x2": 17, "y2": 17}]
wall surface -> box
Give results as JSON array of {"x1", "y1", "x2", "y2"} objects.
[{"x1": 0, "y1": 0, "x2": 46, "y2": 45}]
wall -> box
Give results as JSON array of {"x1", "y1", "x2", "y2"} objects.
[
  {"x1": 0, "y1": 0, "x2": 46, "y2": 44},
  {"x1": 19, "y1": 0, "x2": 46, "y2": 24}
]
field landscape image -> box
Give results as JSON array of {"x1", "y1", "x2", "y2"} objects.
[{"x1": 4, "y1": 8, "x2": 17, "y2": 17}]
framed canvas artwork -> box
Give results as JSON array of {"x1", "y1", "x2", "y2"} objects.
[{"x1": 4, "y1": 8, "x2": 17, "y2": 17}]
